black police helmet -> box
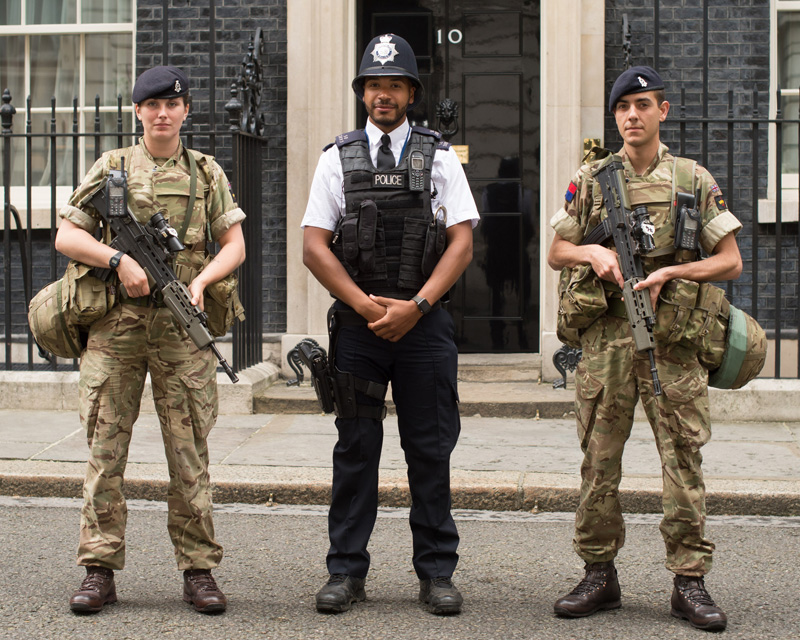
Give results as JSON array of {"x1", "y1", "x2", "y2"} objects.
[{"x1": 352, "y1": 34, "x2": 424, "y2": 110}]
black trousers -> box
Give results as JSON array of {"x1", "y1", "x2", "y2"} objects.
[{"x1": 326, "y1": 303, "x2": 461, "y2": 580}]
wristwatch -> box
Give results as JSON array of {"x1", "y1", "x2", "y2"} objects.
[
  {"x1": 412, "y1": 295, "x2": 432, "y2": 315},
  {"x1": 109, "y1": 251, "x2": 124, "y2": 269}
]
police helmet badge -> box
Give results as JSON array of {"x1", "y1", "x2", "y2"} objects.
[{"x1": 371, "y1": 34, "x2": 398, "y2": 66}]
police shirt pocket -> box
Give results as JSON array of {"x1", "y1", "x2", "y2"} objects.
[
  {"x1": 574, "y1": 364, "x2": 605, "y2": 448},
  {"x1": 179, "y1": 362, "x2": 218, "y2": 440},
  {"x1": 660, "y1": 366, "x2": 710, "y2": 450}
]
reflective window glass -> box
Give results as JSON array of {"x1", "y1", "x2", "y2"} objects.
[
  {"x1": 26, "y1": 0, "x2": 76, "y2": 24},
  {"x1": 82, "y1": 0, "x2": 132, "y2": 24},
  {"x1": 0, "y1": 0, "x2": 21, "y2": 25},
  {"x1": 0, "y1": 36, "x2": 25, "y2": 102},
  {"x1": 30, "y1": 35, "x2": 79, "y2": 108},
  {"x1": 86, "y1": 34, "x2": 133, "y2": 105}
]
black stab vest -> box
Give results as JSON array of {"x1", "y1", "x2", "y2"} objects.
[{"x1": 330, "y1": 126, "x2": 447, "y2": 298}]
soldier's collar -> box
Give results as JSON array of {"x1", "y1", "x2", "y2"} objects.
[
  {"x1": 619, "y1": 142, "x2": 669, "y2": 176},
  {"x1": 139, "y1": 136, "x2": 185, "y2": 167}
]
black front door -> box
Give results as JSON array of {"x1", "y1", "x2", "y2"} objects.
[{"x1": 358, "y1": 0, "x2": 540, "y2": 353}]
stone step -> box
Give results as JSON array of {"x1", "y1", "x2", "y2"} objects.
[
  {"x1": 253, "y1": 380, "x2": 574, "y2": 419},
  {"x1": 456, "y1": 353, "x2": 543, "y2": 383}
]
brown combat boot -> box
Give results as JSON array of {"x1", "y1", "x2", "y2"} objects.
[
  {"x1": 671, "y1": 575, "x2": 727, "y2": 631},
  {"x1": 183, "y1": 569, "x2": 227, "y2": 613},
  {"x1": 553, "y1": 561, "x2": 621, "y2": 618},
  {"x1": 69, "y1": 566, "x2": 117, "y2": 613}
]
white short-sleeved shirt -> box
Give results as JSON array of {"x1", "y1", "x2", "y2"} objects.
[{"x1": 301, "y1": 119, "x2": 480, "y2": 231}]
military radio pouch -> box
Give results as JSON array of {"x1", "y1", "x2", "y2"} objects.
[{"x1": 674, "y1": 190, "x2": 702, "y2": 253}]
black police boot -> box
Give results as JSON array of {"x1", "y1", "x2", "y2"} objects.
[
  {"x1": 419, "y1": 576, "x2": 463, "y2": 615},
  {"x1": 553, "y1": 561, "x2": 621, "y2": 618},
  {"x1": 671, "y1": 575, "x2": 727, "y2": 631},
  {"x1": 315, "y1": 574, "x2": 366, "y2": 613}
]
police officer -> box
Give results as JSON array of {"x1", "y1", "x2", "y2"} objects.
[
  {"x1": 302, "y1": 34, "x2": 479, "y2": 615},
  {"x1": 547, "y1": 66, "x2": 742, "y2": 632},
  {"x1": 55, "y1": 66, "x2": 246, "y2": 614}
]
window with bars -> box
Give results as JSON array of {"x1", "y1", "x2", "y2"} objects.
[{"x1": 0, "y1": 0, "x2": 134, "y2": 222}]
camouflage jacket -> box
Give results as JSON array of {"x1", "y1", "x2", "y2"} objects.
[
  {"x1": 60, "y1": 137, "x2": 246, "y2": 278},
  {"x1": 551, "y1": 143, "x2": 742, "y2": 276}
]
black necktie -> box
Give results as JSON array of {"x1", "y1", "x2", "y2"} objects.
[{"x1": 377, "y1": 134, "x2": 395, "y2": 170}]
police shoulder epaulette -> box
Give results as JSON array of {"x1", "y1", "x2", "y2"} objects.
[
  {"x1": 436, "y1": 140, "x2": 451, "y2": 151},
  {"x1": 334, "y1": 129, "x2": 367, "y2": 148},
  {"x1": 410, "y1": 126, "x2": 442, "y2": 140},
  {"x1": 322, "y1": 142, "x2": 335, "y2": 152}
]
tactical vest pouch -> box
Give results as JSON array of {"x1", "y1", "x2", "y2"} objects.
[
  {"x1": 200, "y1": 254, "x2": 246, "y2": 338},
  {"x1": 28, "y1": 260, "x2": 117, "y2": 359},
  {"x1": 656, "y1": 280, "x2": 766, "y2": 388},
  {"x1": 357, "y1": 199, "x2": 378, "y2": 273},
  {"x1": 339, "y1": 213, "x2": 360, "y2": 269},
  {"x1": 397, "y1": 217, "x2": 428, "y2": 290},
  {"x1": 422, "y1": 218, "x2": 447, "y2": 277},
  {"x1": 654, "y1": 278, "x2": 700, "y2": 344},
  {"x1": 558, "y1": 263, "x2": 608, "y2": 325}
]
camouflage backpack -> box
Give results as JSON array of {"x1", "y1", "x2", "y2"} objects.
[{"x1": 28, "y1": 260, "x2": 116, "y2": 359}]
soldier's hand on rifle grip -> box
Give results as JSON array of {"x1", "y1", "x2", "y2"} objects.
[
  {"x1": 633, "y1": 266, "x2": 672, "y2": 312},
  {"x1": 589, "y1": 244, "x2": 625, "y2": 290},
  {"x1": 116, "y1": 254, "x2": 150, "y2": 298},
  {"x1": 188, "y1": 278, "x2": 206, "y2": 311}
]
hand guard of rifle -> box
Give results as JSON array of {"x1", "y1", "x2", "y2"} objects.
[
  {"x1": 89, "y1": 164, "x2": 238, "y2": 383},
  {"x1": 593, "y1": 156, "x2": 662, "y2": 396}
]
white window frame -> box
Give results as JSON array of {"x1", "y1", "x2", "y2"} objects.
[
  {"x1": 0, "y1": 0, "x2": 136, "y2": 230},
  {"x1": 763, "y1": 0, "x2": 800, "y2": 223}
]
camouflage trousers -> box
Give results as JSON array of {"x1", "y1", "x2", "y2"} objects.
[
  {"x1": 573, "y1": 314, "x2": 714, "y2": 577},
  {"x1": 76, "y1": 303, "x2": 222, "y2": 571}
]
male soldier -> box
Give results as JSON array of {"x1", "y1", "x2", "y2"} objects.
[
  {"x1": 302, "y1": 34, "x2": 479, "y2": 615},
  {"x1": 55, "y1": 66, "x2": 246, "y2": 614},
  {"x1": 547, "y1": 66, "x2": 742, "y2": 631}
]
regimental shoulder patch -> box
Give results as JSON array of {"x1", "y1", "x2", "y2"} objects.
[
  {"x1": 565, "y1": 181, "x2": 578, "y2": 204},
  {"x1": 714, "y1": 194, "x2": 728, "y2": 212}
]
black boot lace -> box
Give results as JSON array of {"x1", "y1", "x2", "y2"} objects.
[
  {"x1": 79, "y1": 569, "x2": 112, "y2": 593},
  {"x1": 186, "y1": 571, "x2": 220, "y2": 593},
  {"x1": 677, "y1": 577, "x2": 717, "y2": 607}
]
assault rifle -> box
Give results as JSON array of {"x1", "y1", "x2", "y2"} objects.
[
  {"x1": 593, "y1": 156, "x2": 662, "y2": 395},
  {"x1": 89, "y1": 162, "x2": 238, "y2": 383}
]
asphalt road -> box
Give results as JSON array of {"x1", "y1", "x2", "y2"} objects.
[{"x1": 1, "y1": 497, "x2": 798, "y2": 640}]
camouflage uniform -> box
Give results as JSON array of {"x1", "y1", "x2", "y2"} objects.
[
  {"x1": 551, "y1": 143, "x2": 742, "y2": 576},
  {"x1": 60, "y1": 137, "x2": 245, "y2": 571}
]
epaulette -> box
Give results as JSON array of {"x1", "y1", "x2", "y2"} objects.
[
  {"x1": 436, "y1": 140, "x2": 451, "y2": 151},
  {"x1": 411, "y1": 125, "x2": 442, "y2": 140},
  {"x1": 333, "y1": 129, "x2": 367, "y2": 148},
  {"x1": 322, "y1": 142, "x2": 335, "y2": 152}
]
